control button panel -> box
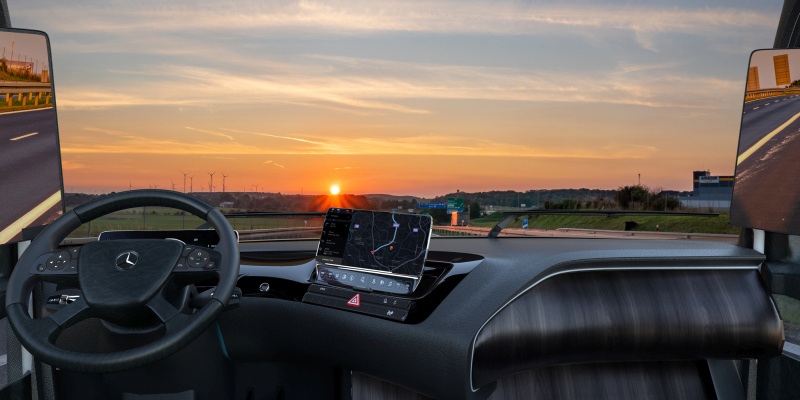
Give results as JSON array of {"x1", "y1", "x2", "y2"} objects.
[
  {"x1": 302, "y1": 284, "x2": 414, "y2": 322},
  {"x1": 173, "y1": 246, "x2": 221, "y2": 272},
  {"x1": 316, "y1": 266, "x2": 413, "y2": 294},
  {"x1": 31, "y1": 247, "x2": 81, "y2": 276}
]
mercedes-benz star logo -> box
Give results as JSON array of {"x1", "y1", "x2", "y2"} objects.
[{"x1": 115, "y1": 251, "x2": 139, "y2": 271}]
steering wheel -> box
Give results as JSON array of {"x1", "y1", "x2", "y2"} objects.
[{"x1": 5, "y1": 190, "x2": 239, "y2": 373}]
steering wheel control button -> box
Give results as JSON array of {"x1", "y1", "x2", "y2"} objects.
[
  {"x1": 114, "y1": 251, "x2": 140, "y2": 271},
  {"x1": 46, "y1": 252, "x2": 71, "y2": 271},
  {"x1": 36, "y1": 264, "x2": 45, "y2": 272},
  {"x1": 188, "y1": 249, "x2": 210, "y2": 268},
  {"x1": 65, "y1": 260, "x2": 78, "y2": 273}
]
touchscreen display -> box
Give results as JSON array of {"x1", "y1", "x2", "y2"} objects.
[
  {"x1": 316, "y1": 208, "x2": 432, "y2": 294},
  {"x1": 730, "y1": 49, "x2": 800, "y2": 235},
  {"x1": 0, "y1": 29, "x2": 64, "y2": 245}
]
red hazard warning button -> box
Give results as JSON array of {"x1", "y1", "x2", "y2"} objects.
[{"x1": 347, "y1": 294, "x2": 361, "y2": 307}]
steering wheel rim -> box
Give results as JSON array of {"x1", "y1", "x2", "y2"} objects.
[{"x1": 5, "y1": 189, "x2": 239, "y2": 373}]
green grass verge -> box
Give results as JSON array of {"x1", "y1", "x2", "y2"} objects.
[{"x1": 470, "y1": 211, "x2": 740, "y2": 234}]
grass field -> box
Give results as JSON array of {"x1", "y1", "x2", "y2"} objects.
[
  {"x1": 470, "y1": 211, "x2": 740, "y2": 235},
  {"x1": 66, "y1": 207, "x2": 325, "y2": 238}
]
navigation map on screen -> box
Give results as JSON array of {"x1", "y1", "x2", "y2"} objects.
[{"x1": 316, "y1": 208, "x2": 432, "y2": 294}]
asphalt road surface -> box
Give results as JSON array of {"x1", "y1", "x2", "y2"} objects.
[
  {"x1": 732, "y1": 95, "x2": 800, "y2": 234},
  {"x1": 739, "y1": 95, "x2": 800, "y2": 154},
  {"x1": 0, "y1": 108, "x2": 63, "y2": 244}
]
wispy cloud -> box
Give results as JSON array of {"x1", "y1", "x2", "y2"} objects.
[
  {"x1": 222, "y1": 128, "x2": 329, "y2": 146},
  {"x1": 334, "y1": 166, "x2": 359, "y2": 170},
  {"x1": 61, "y1": 126, "x2": 657, "y2": 160},
  {"x1": 14, "y1": 1, "x2": 775, "y2": 38},
  {"x1": 54, "y1": 56, "x2": 741, "y2": 114},
  {"x1": 186, "y1": 126, "x2": 234, "y2": 140},
  {"x1": 264, "y1": 160, "x2": 286, "y2": 168},
  {"x1": 62, "y1": 127, "x2": 261, "y2": 155}
]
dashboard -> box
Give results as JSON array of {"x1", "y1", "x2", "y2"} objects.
[
  {"x1": 223, "y1": 235, "x2": 782, "y2": 399},
  {"x1": 44, "y1": 226, "x2": 783, "y2": 399}
]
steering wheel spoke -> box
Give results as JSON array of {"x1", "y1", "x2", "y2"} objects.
[
  {"x1": 47, "y1": 296, "x2": 92, "y2": 331},
  {"x1": 146, "y1": 294, "x2": 182, "y2": 324}
]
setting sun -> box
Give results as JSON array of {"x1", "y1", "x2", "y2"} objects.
[{"x1": 330, "y1": 185, "x2": 340, "y2": 195}]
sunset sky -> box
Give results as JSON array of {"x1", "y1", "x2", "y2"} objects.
[{"x1": 7, "y1": 0, "x2": 782, "y2": 196}]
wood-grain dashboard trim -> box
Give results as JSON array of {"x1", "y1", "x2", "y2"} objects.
[{"x1": 470, "y1": 266, "x2": 784, "y2": 390}]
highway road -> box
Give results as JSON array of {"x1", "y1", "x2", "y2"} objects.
[
  {"x1": 0, "y1": 108, "x2": 63, "y2": 244},
  {"x1": 732, "y1": 95, "x2": 800, "y2": 234},
  {"x1": 739, "y1": 95, "x2": 800, "y2": 154}
]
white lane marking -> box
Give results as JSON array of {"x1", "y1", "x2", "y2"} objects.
[
  {"x1": 0, "y1": 191, "x2": 61, "y2": 244},
  {"x1": 766, "y1": 103, "x2": 771, "y2": 106},
  {"x1": 754, "y1": 107, "x2": 760, "y2": 110},
  {"x1": 10, "y1": 132, "x2": 38, "y2": 141},
  {"x1": 738, "y1": 110, "x2": 800, "y2": 165},
  {"x1": 0, "y1": 107, "x2": 53, "y2": 116}
]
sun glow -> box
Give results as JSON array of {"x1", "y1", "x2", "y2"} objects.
[{"x1": 330, "y1": 184, "x2": 340, "y2": 195}]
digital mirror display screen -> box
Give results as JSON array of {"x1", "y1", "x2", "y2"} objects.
[
  {"x1": 731, "y1": 49, "x2": 800, "y2": 235},
  {"x1": 0, "y1": 29, "x2": 64, "y2": 245},
  {"x1": 316, "y1": 208, "x2": 432, "y2": 294}
]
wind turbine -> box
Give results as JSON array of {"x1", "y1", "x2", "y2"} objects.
[
  {"x1": 171, "y1": 180, "x2": 176, "y2": 191},
  {"x1": 188, "y1": 175, "x2": 194, "y2": 193},
  {"x1": 222, "y1": 173, "x2": 228, "y2": 193},
  {"x1": 180, "y1": 171, "x2": 188, "y2": 193},
  {"x1": 207, "y1": 172, "x2": 215, "y2": 193}
]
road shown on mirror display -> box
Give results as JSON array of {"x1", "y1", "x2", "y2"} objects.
[
  {"x1": 739, "y1": 95, "x2": 800, "y2": 154},
  {"x1": 732, "y1": 95, "x2": 800, "y2": 234},
  {"x1": 0, "y1": 108, "x2": 62, "y2": 242}
]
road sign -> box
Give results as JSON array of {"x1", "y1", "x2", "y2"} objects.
[
  {"x1": 418, "y1": 203, "x2": 447, "y2": 209},
  {"x1": 522, "y1": 219, "x2": 529, "y2": 229},
  {"x1": 447, "y1": 198, "x2": 465, "y2": 213}
]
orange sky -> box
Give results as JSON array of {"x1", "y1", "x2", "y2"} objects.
[{"x1": 8, "y1": 1, "x2": 780, "y2": 196}]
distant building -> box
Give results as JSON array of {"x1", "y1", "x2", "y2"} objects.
[
  {"x1": 220, "y1": 201, "x2": 234, "y2": 208},
  {"x1": 5, "y1": 59, "x2": 33, "y2": 73},
  {"x1": 679, "y1": 170, "x2": 733, "y2": 210}
]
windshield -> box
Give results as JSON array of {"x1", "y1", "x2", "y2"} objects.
[{"x1": 5, "y1": 0, "x2": 782, "y2": 241}]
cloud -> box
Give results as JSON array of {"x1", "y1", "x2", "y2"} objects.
[
  {"x1": 264, "y1": 160, "x2": 286, "y2": 168},
  {"x1": 186, "y1": 126, "x2": 234, "y2": 140},
  {"x1": 62, "y1": 127, "x2": 262, "y2": 154},
  {"x1": 53, "y1": 55, "x2": 741, "y2": 115},
  {"x1": 60, "y1": 160, "x2": 87, "y2": 170},
  {"x1": 60, "y1": 126, "x2": 656, "y2": 160},
  {"x1": 222, "y1": 128, "x2": 330, "y2": 146},
  {"x1": 334, "y1": 166, "x2": 359, "y2": 170},
  {"x1": 14, "y1": 1, "x2": 775, "y2": 38}
]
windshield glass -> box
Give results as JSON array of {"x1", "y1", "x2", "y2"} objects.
[{"x1": 5, "y1": 0, "x2": 782, "y2": 241}]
